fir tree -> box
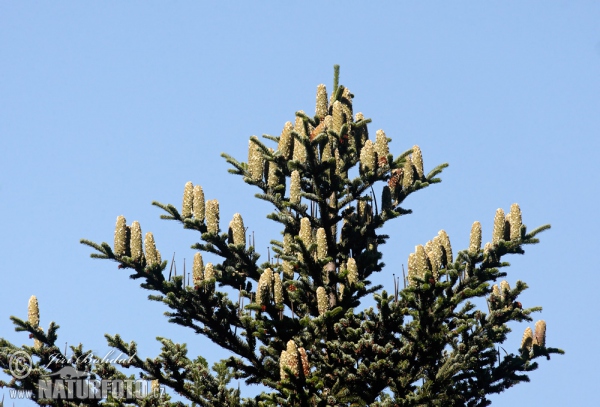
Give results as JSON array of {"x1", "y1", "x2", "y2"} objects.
[{"x1": 0, "y1": 66, "x2": 563, "y2": 406}]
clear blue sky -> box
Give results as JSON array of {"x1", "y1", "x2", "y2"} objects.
[{"x1": 1, "y1": 2, "x2": 599, "y2": 405}]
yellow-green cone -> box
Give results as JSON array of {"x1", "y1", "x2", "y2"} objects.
[
  {"x1": 438, "y1": 230, "x2": 453, "y2": 266},
  {"x1": 182, "y1": 181, "x2": 194, "y2": 219},
  {"x1": 534, "y1": 320, "x2": 546, "y2": 347},
  {"x1": 316, "y1": 84, "x2": 328, "y2": 119},
  {"x1": 375, "y1": 130, "x2": 389, "y2": 165},
  {"x1": 407, "y1": 252, "x2": 416, "y2": 284},
  {"x1": 469, "y1": 221, "x2": 482, "y2": 254},
  {"x1": 283, "y1": 233, "x2": 294, "y2": 279},
  {"x1": 402, "y1": 156, "x2": 414, "y2": 190},
  {"x1": 492, "y1": 208, "x2": 506, "y2": 245},
  {"x1": 130, "y1": 221, "x2": 143, "y2": 262},
  {"x1": 317, "y1": 286, "x2": 328, "y2": 315},
  {"x1": 521, "y1": 327, "x2": 533, "y2": 351},
  {"x1": 286, "y1": 340, "x2": 299, "y2": 375},
  {"x1": 342, "y1": 87, "x2": 353, "y2": 121},
  {"x1": 28, "y1": 295, "x2": 39, "y2": 327},
  {"x1": 299, "y1": 218, "x2": 313, "y2": 258},
  {"x1": 273, "y1": 272, "x2": 283, "y2": 306},
  {"x1": 280, "y1": 350, "x2": 290, "y2": 380},
  {"x1": 316, "y1": 227, "x2": 328, "y2": 261},
  {"x1": 293, "y1": 113, "x2": 307, "y2": 164},
  {"x1": 412, "y1": 145, "x2": 424, "y2": 179},
  {"x1": 248, "y1": 137, "x2": 265, "y2": 182},
  {"x1": 415, "y1": 245, "x2": 429, "y2": 279},
  {"x1": 492, "y1": 284, "x2": 500, "y2": 297},
  {"x1": 206, "y1": 199, "x2": 220, "y2": 234},
  {"x1": 267, "y1": 152, "x2": 280, "y2": 189},
  {"x1": 114, "y1": 215, "x2": 128, "y2": 256},
  {"x1": 347, "y1": 257, "x2": 358, "y2": 286},
  {"x1": 193, "y1": 185, "x2": 205, "y2": 222},
  {"x1": 204, "y1": 263, "x2": 215, "y2": 281},
  {"x1": 424, "y1": 240, "x2": 439, "y2": 278},
  {"x1": 231, "y1": 213, "x2": 246, "y2": 246},
  {"x1": 360, "y1": 140, "x2": 376, "y2": 173},
  {"x1": 332, "y1": 101, "x2": 344, "y2": 134},
  {"x1": 278, "y1": 121, "x2": 294, "y2": 160},
  {"x1": 500, "y1": 280, "x2": 511, "y2": 298},
  {"x1": 193, "y1": 252, "x2": 204, "y2": 285},
  {"x1": 257, "y1": 269, "x2": 273, "y2": 306},
  {"x1": 290, "y1": 170, "x2": 301, "y2": 205},
  {"x1": 144, "y1": 232, "x2": 161, "y2": 265},
  {"x1": 509, "y1": 203, "x2": 522, "y2": 240}
]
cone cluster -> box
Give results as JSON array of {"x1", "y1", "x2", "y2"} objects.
[
  {"x1": 407, "y1": 230, "x2": 453, "y2": 284},
  {"x1": 280, "y1": 340, "x2": 310, "y2": 380},
  {"x1": 114, "y1": 216, "x2": 161, "y2": 266}
]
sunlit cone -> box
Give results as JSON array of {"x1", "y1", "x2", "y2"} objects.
[
  {"x1": 375, "y1": 130, "x2": 389, "y2": 164},
  {"x1": 28, "y1": 295, "x2": 39, "y2": 327},
  {"x1": 248, "y1": 137, "x2": 265, "y2": 182},
  {"x1": 293, "y1": 113, "x2": 307, "y2": 164},
  {"x1": 204, "y1": 263, "x2": 215, "y2": 281},
  {"x1": 231, "y1": 213, "x2": 246, "y2": 246},
  {"x1": 424, "y1": 240, "x2": 439, "y2": 278},
  {"x1": 402, "y1": 156, "x2": 414, "y2": 189},
  {"x1": 298, "y1": 347, "x2": 310, "y2": 377},
  {"x1": 193, "y1": 185, "x2": 205, "y2": 222},
  {"x1": 193, "y1": 252, "x2": 204, "y2": 285},
  {"x1": 278, "y1": 121, "x2": 294, "y2": 160},
  {"x1": 415, "y1": 245, "x2": 430, "y2": 279},
  {"x1": 483, "y1": 242, "x2": 493, "y2": 256},
  {"x1": 290, "y1": 170, "x2": 301, "y2": 205},
  {"x1": 151, "y1": 380, "x2": 160, "y2": 394},
  {"x1": 469, "y1": 221, "x2": 482, "y2": 254},
  {"x1": 317, "y1": 286, "x2": 328, "y2": 315},
  {"x1": 534, "y1": 320, "x2": 546, "y2": 347},
  {"x1": 509, "y1": 203, "x2": 522, "y2": 240},
  {"x1": 114, "y1": 215, "x2": 128, "y2": 256},
  {"x1": 492, "y1": 208, "x2": 506, "y2": 245},
  {"x1": 431, "y1": 236, "x2": 444, "y2": 271},
  {"x1": 257, "y1": 269, "x2": 273, "y2": 306},
  {"x1": 273, "y1": 272, "x2": 283, "y2": 306},
  {"x1": 286, "y1": 340, "x2": 299, "y2": 375},
  {"x1": 338, "y1": 282, "x2": 345, "y2": 301},
  {"x1": 347, "y1": 257, "x2": 358, "y2": 286},
  {"x1": 438, "y1": 230, "x2": 453, "y2": 266},
  {"x1": 299, "y1": 217, "x2": 313, "y2": 249},
  {"x1": 267, "y1": 155, "x2": 280, "y2": 189},
  {"x1": 206, "y1": 199, "x2": 220, "y2": 234},
  {"x1": 316, "y1": 228, "x2": 328, "y2": 261},
  {"x1": 521, "y1": 327, "x2": 533, "y2": 351},
  {"x1": 360, "y1": 140, "x2": 376, "y2": 173},
  {"x1": 412, "y1": 145, "x2": 424, "y2": 179},
  {"x1": 332, "y1": 100, "x2": 344, "y2": 134},
  {"x1": 316, "y1": 84, "x2": 328, "y2": 119},
  {"x1": 492, "y1": 284, "x2": 500, "y2": 297},
  {"x1": 279, "y1": 350, "x2": 290, "y2": 380},
  {"x1": 144, "y1": 232, "x2": 160, "y2": 266},
  {"x1": 129, "y1": 221, "x2": 143, "y2": 262},
  {"x1": 182, "y1": 181, "x2": 194, "y2": 219},
  {"x1": 407, "y1": 252, "x2": 416, "y2": 285},
  {"x1": 500, "y1": 280, "x2": 511, "y2": 298}
]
